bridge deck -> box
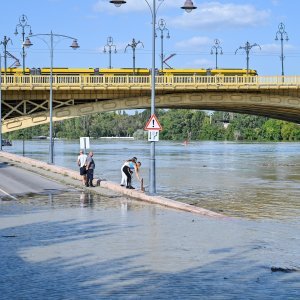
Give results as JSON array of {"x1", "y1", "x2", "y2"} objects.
[{"x1": 1, "y1": 75, "x2": 300, "y2": 90}]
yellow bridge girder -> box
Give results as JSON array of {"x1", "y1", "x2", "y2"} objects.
[{"x1": 2, "y1": 74, "x2": 300, "y2": 132}]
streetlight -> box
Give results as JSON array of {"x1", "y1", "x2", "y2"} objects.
[
  {"x1": 0, "y1": 36, "x2": 12, "y2": 75},
  {"x1": 14, "y1": 14, "x2": 32, "y2": 74},
  {"x1": 110, "y1": 0, "x2": 197, "y2": 194},
  {"x1": 125, "y1": 38, "x2": 144, "y2": 75},
  {"x1": 23, "y1": 31, "x2": 79, "y2": 164},
  {"x1": 210, "y1": 39, "x2": 223, "y2": 69},
  {"x1": 275, "y1": 22, "x2": 289, "y2": 76},
  {"x1": 19, "y1": 133, "x2": 25, "y2": 156},
  {"x1": 235, "y1": 41, "x2": 261, "y2": 75},
  {"x1": 156, "y1": 19, "x2": 170, "y2": 71},
  {"x1": 104, "y1": 36, "x2": 117, "y2": 69},
  {"x1": 0, "y1": 54, "x2": 20, "y2": 151}
]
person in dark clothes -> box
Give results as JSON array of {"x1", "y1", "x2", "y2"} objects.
[{"x1": 85, "y1": 151, "x2": 95, "y2": 187}]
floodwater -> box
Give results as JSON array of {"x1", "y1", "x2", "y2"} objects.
[
  {"x1": 1, "y1": 140, "x2": 300, "y2": 299},
  {"x1": 6, "y1": 139, "x2": 300, "y2": 219}
]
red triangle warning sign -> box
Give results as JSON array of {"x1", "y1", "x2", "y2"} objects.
[{"x1": 144, "y1": 114, "x2": 162, "y2": 131}]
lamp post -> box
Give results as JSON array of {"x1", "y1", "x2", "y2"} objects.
[
  {"x1": 110, "y1": 0, "x2": 197, "y2": 194},
  {"x1": 104, "y1": 36, "x2": 117, "y2": 69},
  {"x1": 156, "y1": 19, "x2": 170, "y2": 71},
  {"x1": 19, "y1": 133, "x2": 25, "y2": 156},
  {"x1": 235, "y1": 41, "x2": 261, "y2": 74},
  {"x1": 125, "y1": 38, "x2": 144, "y2": 75},
  {"x1": 0, "y1": 54, "x2": 20, "y2": 151},
  {"x1": 24, "y1": 32, "x2": 79, "y2": 164},
  {"x1": 210, "y1": 39, "x2": 223, "y2": 69},
  {"x1": 275, "y1": 22, "x2": 289, "y2": 77},
  {"x1": 14, "y1": 14, "x2": 32, "y2": 74},
  {"x1": 0, "y1": 36, "x2": 12, "y2": 75}
]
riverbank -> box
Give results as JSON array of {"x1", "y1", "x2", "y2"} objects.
[{"x1": 0, "y1": 151, "x2": 223, "y2": 218}]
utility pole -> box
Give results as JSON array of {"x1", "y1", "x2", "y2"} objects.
[
  {"x1": 235, "y1": 41, "x2": 261, "y2": 74},
  {"x1": 125, "y1": 38, "x2": 144, "y2": 75},
  {"x1": 275, "y1": 22, "x2": 289, "y2": 76}
]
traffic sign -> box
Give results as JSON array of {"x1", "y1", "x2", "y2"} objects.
[
  {"x1": 144, "y1": 114, "x2": 162, "y2": 131},
  {"x1": 80, "y1": 137, "x2": 90, "y2": 152},
  {"x1": 148, "y1": 130, "x2": 159, "y2": 142}
]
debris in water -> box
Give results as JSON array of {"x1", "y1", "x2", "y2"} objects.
[{"x1": 271, "y1": 267, "x2": 299, "y2": 273}]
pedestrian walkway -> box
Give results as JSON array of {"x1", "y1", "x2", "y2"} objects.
[{"x1": 0, "y1": 151, "x2": 224, "y2": 218}]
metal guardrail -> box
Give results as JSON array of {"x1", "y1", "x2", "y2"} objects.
[{"x1": 1, "y1": 75, "x2": 300, "y2": 88}]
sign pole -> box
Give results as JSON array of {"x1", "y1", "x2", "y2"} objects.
[
  {"x1": 80, "y1": 137, "x2": 90, "y2": 154},
  {"x1": 145, "y1": 114, "x2": 162, "y2": 194}
]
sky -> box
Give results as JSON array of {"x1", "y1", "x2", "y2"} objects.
[{"x1": 1, "y1": 0, "x2": 300, "y2": 75}]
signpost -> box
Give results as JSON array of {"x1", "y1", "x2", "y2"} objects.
[
  {"x1": 148, "y1": 130, "x2": 159, "y2": 142},
  {"x1": 144, "y1": 114, "x2": 162, "y2": 131},
  {"x1": 80, "y1": 137, "x2": 90, "y2": 153},
  {"x1": 144, "y1": 114, "x2": 162, "y2": 193},
  {"x1": 144, "y1": 114, "x2": 162, "y2": 142},
  {"x1": 145, "y1": 114, "x2": 162, "y2": 142}
]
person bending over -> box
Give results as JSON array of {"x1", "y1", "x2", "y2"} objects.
[
  {"x1": 120, "y1": 157, "x2": 137, "y2": 186},
  {"x1": 122, "y1": 159, "x2": 141, "y2": 189}
]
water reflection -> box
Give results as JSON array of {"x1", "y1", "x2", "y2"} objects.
[{"x1": 80, "y1": 192, "x2": 94, "y2": 208}]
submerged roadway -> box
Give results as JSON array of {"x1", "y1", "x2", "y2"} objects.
[{"x1": 0, "y1": 157, "x2": 70, "y2": 200}]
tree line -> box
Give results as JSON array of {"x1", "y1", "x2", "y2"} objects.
[{"x1": 6, "y1": 109, "x2": 300, "y2": 142}]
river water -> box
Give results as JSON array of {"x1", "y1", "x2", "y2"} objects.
[
  {"x1": 6, "y1": 139, "x2": 300, "y2": 219},
  {"x1": 1, "y1": 140, "x2": 300, "y2": 299}
]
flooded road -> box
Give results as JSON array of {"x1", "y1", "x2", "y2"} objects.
[
  {"x1": 1, "y1": 192, "x2": 300, "y2": 299},
  {"x1": 1, "y1": 140, "x2": 300, "y2": 298}
]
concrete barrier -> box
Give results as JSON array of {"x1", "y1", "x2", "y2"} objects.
[{"x1": 0, "y1": 151, "x2": 225, "y2": 218}]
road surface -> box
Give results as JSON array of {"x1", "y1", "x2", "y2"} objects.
[{"x1": 0, "y1": 157, "x2": 71, "y2": 200}]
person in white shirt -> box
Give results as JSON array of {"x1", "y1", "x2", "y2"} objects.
[
  {"x1": 120, "y1": 157, "x2": 137, "y2": 186},
  {"x1": 120, "y1": 157, "x2": 142, "y2": 189},
  {"x1": 77, "y1": 150, "x2": 87, "y2": 185}
]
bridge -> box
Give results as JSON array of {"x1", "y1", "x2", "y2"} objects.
[{"x1": 1, "y1": 74, "x2": 300, "y2": 133}]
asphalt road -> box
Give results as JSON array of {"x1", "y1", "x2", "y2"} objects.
[{"x1": 0, "y1": 158, "x2": 71, "y2": 199}]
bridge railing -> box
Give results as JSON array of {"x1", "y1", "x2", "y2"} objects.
[{"x1": 1, "y1": 74, "x2": 300, "y2": 88}]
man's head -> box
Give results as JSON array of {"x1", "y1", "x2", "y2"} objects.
[
  {"x1": 89, "y1": 151, "x2": 94, "y2": 156},
  {"x1": 79, "y1": 150, "x2": 83, "y2": 155}
]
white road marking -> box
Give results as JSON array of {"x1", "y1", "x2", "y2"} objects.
[{"x1": 0, "y1": 187, "x2": 18, "y2": 200}]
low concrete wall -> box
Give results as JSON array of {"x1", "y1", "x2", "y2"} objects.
[{"x1": 0, "y1": 151, "x2": 225, "y2": 218}]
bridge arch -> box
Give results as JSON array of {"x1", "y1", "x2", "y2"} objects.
[{"x1": 3, "y1": 91, "x2": 300, "y2": 133}]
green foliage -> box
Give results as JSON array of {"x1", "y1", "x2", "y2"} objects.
[
  {"x1": 281, "y1": 122, "x2": 300, "y2": 141},
  {"x1": 160, "y1": 109, "x2": 205, "y2": 140},
  {"x1": 262, "y1": 119, "x2": 282, "y2": 141},
  {"x1": 5, "y1": 109, "x2": 300, "y2": 142},
  {"x1": 229, "y1": 114, "x2": 267, "y2": 141}
]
